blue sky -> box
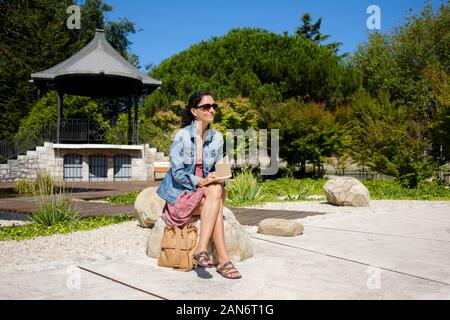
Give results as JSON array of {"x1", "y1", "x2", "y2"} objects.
[{"x1": 104, "y1": 0, "x2": 443, "y2": 70}]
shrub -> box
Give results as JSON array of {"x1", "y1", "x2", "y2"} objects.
[
  {"x1": 15, "y1": 170, "x2": 55, "y2": 195},
  {"x1": 363, "y1": 179, "x2": 450, "y2": 200},
  {"x1": 31, "y1": 179, "x2": 79, "y2": 226},
  {"x1": 225, "y1": 168, "x2": 265, "y2": 206},
  {"x1": 262, "y1": 178, "x2": 325, "y2": 201},
  {"x1": 15, "y1": 178, "x2": 35, "y2": 195},
  {"x1": 34, "y1": 170, "x2": 55, "y2": 195},
  {"x1": 350, "y1": 90, "x2": 436, "y2": 187}
]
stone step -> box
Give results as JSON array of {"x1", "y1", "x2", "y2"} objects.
[{"x1": 155, "y1": 152, "x2": 165, "y2": 161}]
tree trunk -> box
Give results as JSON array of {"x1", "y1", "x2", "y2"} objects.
[{"x1": 300, "y1": 160, "x2": 306, "y2": 177}]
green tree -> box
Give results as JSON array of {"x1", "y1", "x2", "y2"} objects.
[
  {"x1": 295, "y1": 13, "x2": 329, "y2": 43},
  {"x1": 145, "y1": 27, "x2": 360, "y2": 113},
  {"x1": 0, "y1": 0, "x2": 138, "y2": 140},
  {"x1": 15, "y1": 91, "x2": 108, "y2": 152},
  {"x1": 261, "y1": 99, "x2": 348, "y2": 176},
  {"x1": 17, "y1": 92, "x2": 106, "y2": 134},
  {"x1": 295, "y1": 13, "x2": 343, "y2": 54},
  {"x1": 352, "y1": 3, "x2": 449, "y2": 184},
  {"x1": 105, "y1": 111, "x2": 172, "y2": 153},
  {"x1": 212, "y1": 97, "x2": 259, "y2": 135},
  {"x1": 350, "y1": 90, "x2": 435, "y2": 187}
]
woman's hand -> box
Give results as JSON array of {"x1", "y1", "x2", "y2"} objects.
[{"x1": 197, "y1": 172, "x2": 222, "y2": 187}]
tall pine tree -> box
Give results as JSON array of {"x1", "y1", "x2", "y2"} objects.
[{"x1": 0, "y1": 0, "x2": 137, "y2": 140}]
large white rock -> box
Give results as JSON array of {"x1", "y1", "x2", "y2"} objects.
[
  {"x1": 258, "y1": 218, "x2": 304, "y2": 237},
  {"x1": 134, "y1": 187, "x2": 165, "y2": 228},
  {"x1": 146, "y1": 207, "x2": 254, "y2": 263},
  {"x1": 323, "y1": 176, "x2": 370, "y2": 207}
]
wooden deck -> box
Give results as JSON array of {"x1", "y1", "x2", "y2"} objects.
[
  {"x1": 0, "y1": 182, "x2": 156, "y2": 216},
  {"x1": 58, "y1": 181, "x2": 160, "y2": 200},
  {"x1": 0, "y1": 181, "x2": 326, "y2": 225}
]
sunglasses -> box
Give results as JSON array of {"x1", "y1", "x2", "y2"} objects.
[{"x1": 195, "y1": 103, "x2": 218, "y2": 111}]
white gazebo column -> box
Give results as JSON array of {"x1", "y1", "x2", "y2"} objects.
[
  {"x1": 107, "y1": 156, "x2": 114, "y2": 181},
  {"x1": 82, "y1": 154, "x2": 89, "y2": 182}
]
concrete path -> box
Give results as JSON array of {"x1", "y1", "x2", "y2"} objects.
[{"x1": 1, "y1": 202, "x2": 449, "y2": 299}]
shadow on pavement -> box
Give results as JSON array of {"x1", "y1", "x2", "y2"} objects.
[{"x1": 193, "y1": 267, "x2": 214, "y2": 279}]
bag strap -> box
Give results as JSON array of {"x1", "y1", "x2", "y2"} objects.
[
  {"x1": 173, "y1": 227, "x2": 182, "y2": 269},
  {"x1": 182, "y1": 224, "x2": 189, "y2": 249},
  {"x1": 182, "y1": 224, "x2": 194, "y2": 267}
]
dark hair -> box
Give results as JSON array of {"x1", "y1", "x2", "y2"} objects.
[{"x1": 180, "y1": 91, "x2": 213, "y2": 128}]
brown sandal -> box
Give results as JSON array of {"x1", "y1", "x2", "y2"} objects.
[
  {"x1": 193, "y1": 251, "x2": 213, "y2": 268},
  {"x1": 216, "y1": 261, "x2": 242, "y2": 279}
]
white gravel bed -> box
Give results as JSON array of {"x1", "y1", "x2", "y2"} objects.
[
  {"x1": 0, "y1": 212, "x2": 32, "y2": 227},
  {"x1": 0, "y1": 220, "x2": 31, "y2": 227},
  {"x1": 0, "y1": 220, "x2": 150, "y2": 273},
  {"x1": 0, "y1": 200, "x2": 449, "y2": 273}
]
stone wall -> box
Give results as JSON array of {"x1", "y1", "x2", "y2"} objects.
[
  {"x1": 0, "y1": 142, "x2": 169, "y2": 182},
  {"x1": 0, "y1": 142, "x2": 55, "y2": 182}
]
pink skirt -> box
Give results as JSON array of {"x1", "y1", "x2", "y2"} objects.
[
  {"x1": 161, "y1": 187, "x2": 206, "y2": 226},
  {"x1": 161, "y1": 160, "x2": 226, "y2": 226},
  {"x1": 162, "y1": 160, "x2": 205, "y2": 226}
]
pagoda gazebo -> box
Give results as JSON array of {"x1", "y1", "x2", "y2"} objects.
[
  {"x1": 16, "y1": 29, "x2": 169, "y2": 182},
  {"x1": 31, "y1": 28, "x2": 161, "y2": 145}
]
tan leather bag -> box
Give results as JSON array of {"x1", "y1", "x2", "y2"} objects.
[{"x1": 157, "y1": 223, "x2": 198, "y2": 271}]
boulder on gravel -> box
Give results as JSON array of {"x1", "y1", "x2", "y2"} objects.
[
  {"x1": 134, "y1": 187, "x2": 165, "y2": 228},
  {"x1": 146, "y1": 207, "x2": 253, "y2": 263}
]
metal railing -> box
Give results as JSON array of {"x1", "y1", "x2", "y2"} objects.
[
  {"x1": 0, "y1": 128, "x2": 56, "y2": 163},
  {"x1": 59, "y1": 118, "x2": 110, "y2": 143},
  {"x1": 0, "y1": 118, "x2": 135, "y2": 163}
]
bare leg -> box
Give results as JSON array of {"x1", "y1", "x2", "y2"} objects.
[
  {"x1": 195, "y1": 184, "x2": 222, "y2": 254},
  {"x1": 212, "y1": 185, "x2": 241, "y2": 278},
  {"x1": 212, "y1": 186, "x2": 228, "y2": 265}
]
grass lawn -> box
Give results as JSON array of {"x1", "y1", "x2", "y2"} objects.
[
  {"x1": 106, "y1": 191, "x2": 139, "y2": 205},
  {"x1": 0, "y1": 215, "x2": 134, "y2": 241},
  {"x1": 105, "y1": 177, "x2": 450, "y2": 208},
  {"x1": 261, "y1": 178, "x2": 450, "y2": 202},
  {"x1": 363, "y1": 179, "x2": 450, "y2": 200}
]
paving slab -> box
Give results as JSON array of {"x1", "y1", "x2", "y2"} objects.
[
  {"x1": 1, "y1": 203, "x2": 449, "y2": 299},
  {"x1": 73, "y1": 236, "x2": 450, "y2": 300},
  {"x1": 0, "y1": 264, "x2": 156, "y2": 300}
]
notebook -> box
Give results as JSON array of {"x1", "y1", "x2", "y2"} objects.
[{"x1": 202, "y1": 156, "x2": 232, "y2": 185}]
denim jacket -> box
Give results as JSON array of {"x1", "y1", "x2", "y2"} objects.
[{"x1": 156, "y1": 120, "x2": 225, "y2": 205}]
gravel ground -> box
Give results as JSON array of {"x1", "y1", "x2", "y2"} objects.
[
  {"x1": 0, "y1": 212, "x2": 31, "y2": 227},
  {"x1": 0, "y1": 200, "x2": 449, "y2": 273},
  {"x1": 0, "y1": 220, "x2": 30, "y2": 227},
  {"x1": 0, "y1": 220, "x2": 150, "y2": 273}
]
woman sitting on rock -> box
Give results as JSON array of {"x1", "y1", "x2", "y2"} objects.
[{"x1": 156, "y1": 91, "x2": 242, "y2": 279}]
